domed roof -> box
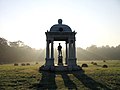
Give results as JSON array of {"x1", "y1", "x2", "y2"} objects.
[{"x1": 50, "y1": 19, "x2": 72, "y2": 32}]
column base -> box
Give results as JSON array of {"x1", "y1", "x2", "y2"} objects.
[
  {"x1": 45, "y1": 58, "x2": 54, "y2": 66},
  {"x1": 39, "y1": 65, "x2": 82, "y2": 71},
  {"x1": 39, "y1": 65, "x2": 55, "y2": 71},
  {"x1": 68, "y1": 58, "x2": 77, "y2": 66}
]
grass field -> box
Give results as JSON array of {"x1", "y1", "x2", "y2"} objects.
[{"x1": 0, "y1": 60, "x2": 120, "y2": 90}]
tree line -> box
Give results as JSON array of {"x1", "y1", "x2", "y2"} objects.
[
  {"x1": 77, "y1": 45, "x2": 120, "y2": 60},
  {"x1": 0, "y1": 37, "x2": 45, "y2": 64},
  {"x1": 0, "y1": 37, "x2": 120, "y2": 64}
]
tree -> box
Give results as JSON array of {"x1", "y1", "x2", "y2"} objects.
[
  {"x1": 0, "y1": 37, "x2": 8, "y2": 46},
  {"x1": 9, "y1": 40, "x2": 25, "y2": 47}
]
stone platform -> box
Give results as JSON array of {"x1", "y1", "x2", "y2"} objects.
[{"x1": 39, "y1": 65, "x2": 82, "y2": 72}]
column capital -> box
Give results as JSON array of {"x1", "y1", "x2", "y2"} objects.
[
  {"x1": 68, "y1": 39, "x2": 74, "y2": 43},
  {"x1": 65, "y1": 41, "x2": 68, "y2": 44}
]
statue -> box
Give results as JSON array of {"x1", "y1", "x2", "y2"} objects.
[
  {"x1": 57, "y1": 43, "x2": 63, "y2": 65},
  {"x1": 58, "y1": 43, "x2": 62, "y2": 56}
]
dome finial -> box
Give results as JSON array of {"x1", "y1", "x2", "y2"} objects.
[{"x1": 58, "y1": 19, "x2": 62, "y2": 24}]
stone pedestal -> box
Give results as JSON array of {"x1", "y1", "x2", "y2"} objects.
[{"x1": 58, "y1": 56, "x2": 63, "y2": 65}]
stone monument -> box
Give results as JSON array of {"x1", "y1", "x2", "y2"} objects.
[{"x1": 40, "y1": 19, "x2": 81, "y2": 71}]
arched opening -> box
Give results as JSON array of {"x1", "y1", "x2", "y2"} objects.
[{"x1": 54, "y1": 41, "x2": 66, "y2": 66}]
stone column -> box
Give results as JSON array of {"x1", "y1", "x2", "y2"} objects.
[
  {"x1": 69, "y1": 40, "x2": 71, "y2": 58},
  {"x1": 51, "y1": 40, "x2": 54, "y2": 59},
  {"x1": 69, "y1": 39, "x2": 72, "y2": 59},
  {"x1": 46, "y1": 40, "x2": 49, "y2": 59},
  {"x1": 68, "y1": 39, "x2": 71, "y2": 66},
  {"x1": 45, "y1": 39, "x2": 54, "y2": 67},
  {"x1": 50, "y1": 39, "x2": 54, "y2": 66},
  {"x1": 73, "y1": 40, "x2": 76, "y2": 58},
  {"x1": 68, "y1": 39, "x2": 77, "y2": 68},
  {"x1": 65, "y1": 41, "x2": 68, "y2": 64},
  {"x1": 45, "y1": 39, "x2": 50, "y2": 66}
]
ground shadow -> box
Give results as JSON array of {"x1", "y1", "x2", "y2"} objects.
[
  {"x1": 72, "y1": 71, "x2": 111, "y2": 90},
  {"x1": 30, "y1": 70, "x2": 111, "y2": 90},
  {"x1": 61, "y1": 72, "x2": 77, "y2": 89},
  {"x1": 30, "y1": 71, "x2": 57, "y2": 90}
]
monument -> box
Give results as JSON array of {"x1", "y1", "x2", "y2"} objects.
[{"x1": 40, "y1": 19, "x2": 81, "y2": 71}]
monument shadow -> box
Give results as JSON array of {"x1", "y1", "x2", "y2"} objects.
[{"x1": 30, "y1": 69, "x2": 111, "y2": 90}]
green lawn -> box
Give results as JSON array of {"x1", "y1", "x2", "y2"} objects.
[{"x1": 0, "y1": 60, "x2": 120, "y2": 90}]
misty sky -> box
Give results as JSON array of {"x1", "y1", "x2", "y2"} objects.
[{"x1": 0, "y1": 0, "x2": 120, "y2": 49}]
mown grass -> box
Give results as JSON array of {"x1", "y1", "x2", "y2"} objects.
[
  {"x1": 0, "y1": 60, "x2": 120, "y2": 90},
  {"x1": 0, "y1": 64, "x2": 41, "y2": 90}
]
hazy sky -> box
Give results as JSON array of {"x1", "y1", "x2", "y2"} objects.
[{"x1": 0, "y1": 0, "x2": 120, "y2": 49}]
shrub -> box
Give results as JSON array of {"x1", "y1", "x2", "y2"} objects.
[
  {"x1": 36, "y1": 62, "x2": 38, "y2": 64},
  {"x1": 21, "y1": 63, "x2": 25, "y2": 66},
  {"x1": 26, "y1": 63, "x2": 30, "y2": 66},
  {"x1": 91, "y1": 62, "x2": 94, "y2": 64},
  {"x1": 14, "y1": 63, "x2": 18, "y2": 66},
  {"x1": 102, "y1": 65, "x2": 108, "y2": 68},
  {"x1": 82, "y1": 63, "x2": 88, "y2": 67},
  {"x1": 103, "y1": 60, "x2": 106, "y2": 62},
  {"x1": 93, "y1": 62, "x2": 97, "y2": 65}
]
